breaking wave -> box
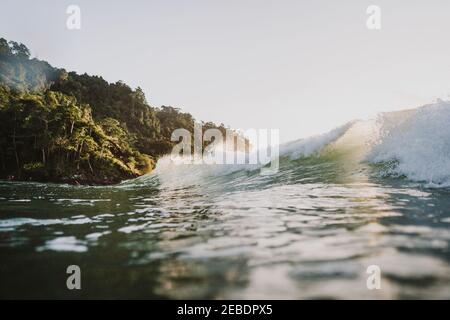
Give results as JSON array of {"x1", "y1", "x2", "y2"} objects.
[
  {"x1": 145, "y1": 100, "x2": 450, "y2": 189},
  {"x1": 367, "y1": 100, "x2": 450, "y2": 187}
]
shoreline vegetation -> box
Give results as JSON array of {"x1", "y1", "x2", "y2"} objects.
[{"x1": 0, "y1": 38, "x2": 242, "y2": 185}]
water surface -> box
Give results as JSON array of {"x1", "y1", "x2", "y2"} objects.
[{"x1": 1, "y1": 154, "x2": 450, "y2": 299}]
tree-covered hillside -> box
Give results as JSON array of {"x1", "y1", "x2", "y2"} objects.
[{"x1": 0, "y1": 38, "x2": 233, "y2": 184}]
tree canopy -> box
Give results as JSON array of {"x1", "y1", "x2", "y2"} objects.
[{"x1": 0, "y1": 38, "x2": 238, "y2": 184}]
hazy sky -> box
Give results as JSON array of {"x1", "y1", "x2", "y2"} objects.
[{"x1": 2, "y1": 0, "x2": 450, "y2": 142}]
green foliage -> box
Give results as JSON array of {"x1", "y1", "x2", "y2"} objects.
[
  {"x1": 0, "y1": 38, "x2": 60, "y2": 92},
  {"x1": 0, "y1": 87, "x2": 152, "y2": 183},
  {"x1": 0, "y1": 38, "x2": 241, "y2": 184}
]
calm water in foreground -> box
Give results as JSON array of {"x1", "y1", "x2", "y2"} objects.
[{"x1": 1, "y1": 155, "x2": 450, "y2": 299}]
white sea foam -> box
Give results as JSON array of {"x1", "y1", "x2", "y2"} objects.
[
  {"x1": 279, "y1": 121, "x2": 356, "y2": 159},
  {"x1": 367, "y1": 100, "x2": 450, "y2": 186},
  {"x1": 37, "y1": 236, "x2": 88, "y2": 253}
]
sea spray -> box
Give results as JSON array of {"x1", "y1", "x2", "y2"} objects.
[{"x1": 367, "y1": 100, "x2": 450, "y2": 186}]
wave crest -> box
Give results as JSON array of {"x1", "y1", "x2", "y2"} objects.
[{"x1": 367, "y1": 100, "x2": 450, "y2": 186}]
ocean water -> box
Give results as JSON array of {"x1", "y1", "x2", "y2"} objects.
[{"x1": 1, "y1": 102, "x2": 450, "y2": 299}]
